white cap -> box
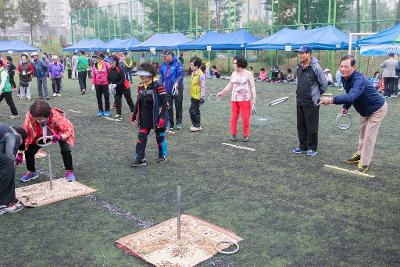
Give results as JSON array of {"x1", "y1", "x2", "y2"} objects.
[
  {"x1": 52, "y1": 55, "x2": 58, "y2": 60},
  {"x1": 31, "y1": 52, "x2": 39, "y2": 57}
]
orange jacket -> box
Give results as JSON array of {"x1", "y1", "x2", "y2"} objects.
[{"x1": 23, "y1": 108, "x2": 75, "y2": 149}]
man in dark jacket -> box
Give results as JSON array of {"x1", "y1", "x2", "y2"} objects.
[
  {"x1": 31, "y1": 52, "x2": 49, "y2": 100},
  {"x1": 293, "y1": 45, "x2": 328, "y2": 157},
  {"x1": 0, "y1": 123, "x2": 26, "y2": 215},
  {"x1": 321, "y1": 55, "x2": 388, "y2": 173},
  {"x1": 159, "y1": 50, "x2": 184, "y2": 130}
]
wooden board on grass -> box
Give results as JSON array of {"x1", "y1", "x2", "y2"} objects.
[
  {"x1": 115, "y1": 214, "x2": 242, "y2": 267},
  {"x1": 16, "y1": 178, "x2": 96, "y2": 207}
]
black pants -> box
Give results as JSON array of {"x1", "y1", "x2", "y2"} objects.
[
  {"x1": 0, "y1": 155, "x2": 16, "y2": 205},
  {"x1": 0, "y1": 92, "x2": 18, "y2": 115},
  {"x1": 52, "y1": 78, "x2": 61, "y2": 93},
  {"x1": 189, "y1": 98, "x2": 201, "y2": 127},
  {"x1": 393, "y1": 77, "x2": 399, "y2": 96},
  {"x1": 296, "y1": 105, "x2": 320, "y2": 151},
  {"x1": 9, "y1": 74, "x2": 16, "y2": 89},
  {"x1": 166, "y1": 87, "x2": 183, "y2": 127},
  {"x1": 135, "y1": 128, "x2": 167, "y2": 160},
  {"x1": 95, "y1": 85, "x2": 110, "y2": 112},
  {"x1": 124, "y1": 68, "x2": 132, "y2": 82},
  {"x1": 67, "y1": 69, "x2": 72, "y2": 79},
  {"x1": 115, "y1": 87, "x2": 135, "y2": 115},
  {"x1": 25, "y1": 142, "x2": 74, "y2": 172},
  {"x1": 78, "y1": 71, "x2": 87, "y2": 92},
  {"x1": 383, "y1": 77, "x2": 396, "y2": 97}
]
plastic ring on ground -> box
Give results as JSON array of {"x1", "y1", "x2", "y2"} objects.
[
  {"x1": 214, "y1": 240, "x2": 240, "y2": 255},
  {"x1": 268, "y1": 96, "x2": 289, "y2": 106},
  {"x1": 336, "y1": 113, "x2": 352, "y2": 130},
  {"x1": 36, "y1": 136, "x2": 53, "y2": 147},
  {"x1": 208, "y1": 94, "x2": 221, "y2": 102}
]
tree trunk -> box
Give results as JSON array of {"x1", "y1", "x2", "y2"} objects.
[
  {"x1": 371, "y1": 0, "x2": 377, "y2": 32},
  {"x1": 397, "y1": 0, "x2": 400, "y2": 24},
  {"x1": 356, "y1": 0, "x2": 360, "y2": 33},
  {"x1": 30, "y1": 24, "x2": 33, "y2": 45}
]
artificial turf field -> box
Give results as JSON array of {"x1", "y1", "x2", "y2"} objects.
[{"x1": 1, "y1": 77, "x2": 399, "y2": 267}]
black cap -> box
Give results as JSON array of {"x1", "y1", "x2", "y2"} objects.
[{"x1": 161, "y1": 49, "x2": 173, "y2": 57}]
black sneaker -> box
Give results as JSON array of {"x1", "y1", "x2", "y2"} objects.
[
  {"x1": 242, "y1": 136, "x2": 250, "y2": 142},
  {"x1": 345, "y1": 153, "x2": 361, "y2": 164},
  {"x1": 131, "y1": 159, "x2": 146, "y2": 167},
  {"x1": 157, "y1": 156, "x2": 167, "y2": 163},
  {"x1": 231, "y1": 135, "x2": 238, "y2": 142},
  {"x1": 6, "y1": 201, "x2": 24, "y2": 213},
  {"x1": 0, "y1": 205, "x2": 7, "y2": 215}
]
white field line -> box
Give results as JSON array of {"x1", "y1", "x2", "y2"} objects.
[
  {"x1": 324, "y1": 164, "x2": 375, "y2": 178},
  {"x1": 222, "y1": 143, "x2": 256, "y2": 152}
]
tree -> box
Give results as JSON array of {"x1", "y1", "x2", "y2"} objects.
[
  {"x1": 0, "y1": 0, "x2": 18, "y2": 36},
  {"x1": 69, "y1": 0, "x2": 98, "y2": 38},
  {"x1": 69, "y1": 0, "x2": 96, "y2": 11},
  {"x1": 356, "y1": 0, "x2": 360, "y2": 33},
  {"x1": 213, "y1": 0, "x2": 242, "y2": 32},
  {"x1": 18, "y1": 0, "x2": 46, "y2": 44},
  {"x1": 397, "y1": 0, "x2": 400, "y2": 24},
  {"x1": 263, "y1": 0, "x2": 352, "y2": 30},
  {"x1": 371, "y1": 0, "x2": 377, "y2": 32}
]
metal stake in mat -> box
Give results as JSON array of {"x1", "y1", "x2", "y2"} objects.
[
  {"x1": 36, "y1": 126, "x2": 54, "y2": 190},
  {"x1": 177, "y1": 185, "x2": 181, "y2": 240}
]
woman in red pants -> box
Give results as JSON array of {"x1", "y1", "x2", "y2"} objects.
[{"x1": 217, "y1": 56, "x2": 256, "y2": 142}]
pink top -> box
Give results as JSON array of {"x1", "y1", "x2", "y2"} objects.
[
  {"x1": 221, "y1": 70, "x2": 256, "y2": 102},
  {"x1": 258, "y1": 71, "x2": 267, "y2": 80}
]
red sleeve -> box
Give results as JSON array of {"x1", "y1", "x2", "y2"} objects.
[
  {"x1": 29, "y1": 64, "x2": 34, "y2": 74},
  {"x1": 17, "y1": 64, "x2": 21, "y2": 72}
]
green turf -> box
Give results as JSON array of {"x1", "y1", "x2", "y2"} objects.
[{"x1": 1, "y1": 77, "x2": 399, "y2": 266}]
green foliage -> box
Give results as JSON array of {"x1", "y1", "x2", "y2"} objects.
[
  {"x1": 0, "y1": 0, "x2": 18, "y2": 35},
  {"x1": 69, "y1": 0, "x2": 97, "y2": 11},
  {"x1": 40, "y1": 36, "x2": 63, "y2": 56},
  {"x1": 18, "y1": 0, "x2": 46, "y2": 44}
]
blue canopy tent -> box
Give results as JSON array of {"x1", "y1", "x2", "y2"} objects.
[
  {"x1": 96, "y1": 38, "x2": 125, "y2": 52},
  {"x1": 0, "y1": 40, "x2": 39, "y2": 52},
  {"x1": 247, "y1": 26, "x2": 354, "y2": 51},
  {"x1": 114, "y1": 37, "x2": 141, "y2": 51},
  {"x1": 357, "y1": 23, "x2": 400, "y2": 56},
  {"x1": 179, "y1": 30, "x2": 258, "y2": 50},
  {"x1": 131, "y1": 33, "x2": 192, "y2": 51},
  {"x1": 64, "y1": 39, "x2": 106, "y2": 52}
]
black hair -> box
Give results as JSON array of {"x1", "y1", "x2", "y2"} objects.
[
  {"x1": 260, "y1": 67, "x2": 265, "y2": 71},
  {"x1": 12, "y1": 126, "x2": 27, "y2": 150},
  {"x1": 190, "y1": 56, "x2": 202, "y2": 68},
  {"x1": 234, "y1": 56, "x2": 248, "y2": 68},
  {"x1": 6, "y1": 56, "x2": 12, "y2": 62},
  {"x1": 248, "y1": 66, "x2": 253, "y2": 70},
  {"x1": 212, "y1": 65, "x2": 217, "y2": 69},
  {"x1": 287, "y1": 68, "x2": 292, "y2": 73},
  {"x1": 0, "y1": 59, "x2": 3, "y2": 67},
  {"x1": 139, "y1": 62, "x2": 157, "y2": 77},
  {"x1": 373, "y1": 71, "x2": 380, "y2": 76},
  {"x1": 80, "y1": 51, "x2": 85, "y2": 54},
  {"x1": 111, "y1": 55, "x2": 119, "y2": 66},
  {"x1": 29, "y1": 99, "x2": 52, "y2": 118},
  {"x1": 340, "y1": 55, "x2": 356, "y2": 66}
]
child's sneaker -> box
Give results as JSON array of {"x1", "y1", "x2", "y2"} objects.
[
  {"x1": 6, "y1": 201, "x2": 24, "y2": 213},
  {"x1": 65, "y1": 170, "x2": 76, "y2": 182},
  {"x1": 20, "y1": 171, "x2": 38, "y2": 182}
]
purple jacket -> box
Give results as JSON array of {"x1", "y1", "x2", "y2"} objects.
[{"x1": 48, "y1": 62, "x2": 64, "y2": 78}]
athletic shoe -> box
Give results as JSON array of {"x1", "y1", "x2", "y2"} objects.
[
  {"x1": 345, "y1": 153, "x2": 360, "y2": 164},
  {"x1": 0, "y1": 205, "x2": 8, "y2": 215},
  {"x1": 6, "y1": 201, "x2": 24, "y2": 213},
  {"x1": 131, "y1": 159, "x2": 146, "y2": 167},
  {"x1": 157, "y1": 156, "x2": 167, "y2": 163},
  {"x1": 20, "y1": 171, "x2": 39, "y2": 182},
  {"x1": 81, "y1": 89, "x2": 86, "y2": 95},
  {"x1": 190, "y1": 126, "x2": 202, "y2": 132},
  {"x1": 65, "y1": 170, "x2": 76, "y2": 182},
  {"x1": 27, "y1": 97, "x2": 32, "y2": 101},
  {"x1": 104, "y1": 111, "x2": 110, "y2": 117},
  {"x1": 53, "y1": 93, "x2": 57, "y2": 97},
  {"x1": 292, "y1": 147, "x2": 306, "y2": 154},
  {"x1": 356, "y1": 164, "x2": 369, "y2": 173},
  {"x1": 114, "y1": 114, "x2": 122, "y2": 121},
  {"x1": 56, "y1": 93, "x2": 61, "y2": 97},
  {"x1": 176, "y1": 123, "x2": 183, "y2": 130},
  {"x1": 46, "y1": 97, "x2": 50, "y2": 100},
  {"x1": 242, "y1": 136, "x2": 250, "y2": 142},
  {"x1": 306, "y1": 149, "x2": 318, "y2": 157},
  {"x1": 9, "y1": 115, "x2": 20, "y2": 119},
  {"x1": 231, "y1": 135, "x2": 238, "y2": 142},
  {"x1": 97, "y1": 111, "x2": 104, "y2": 117}
]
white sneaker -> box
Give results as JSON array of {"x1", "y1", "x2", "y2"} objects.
[
  {"x1": 57, "y1": 93, "x2": 61, "y2": 96},
  {"x1": 9, "y1": 115, "x2": 20, "y2": 119},
  {"x1": 190, "y1": 126, "x2": 202, "y2": 132},
  {"x1": 53, "y1": 93, "x2": 57, "y2": 97}
]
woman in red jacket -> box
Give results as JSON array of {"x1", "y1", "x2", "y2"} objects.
[
  {"x1": 92, "y1": 54, "x2": 110, "y2": 117},
  {"x1": 20, "y1": 100, "x2": 76, "y2": 182}
]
